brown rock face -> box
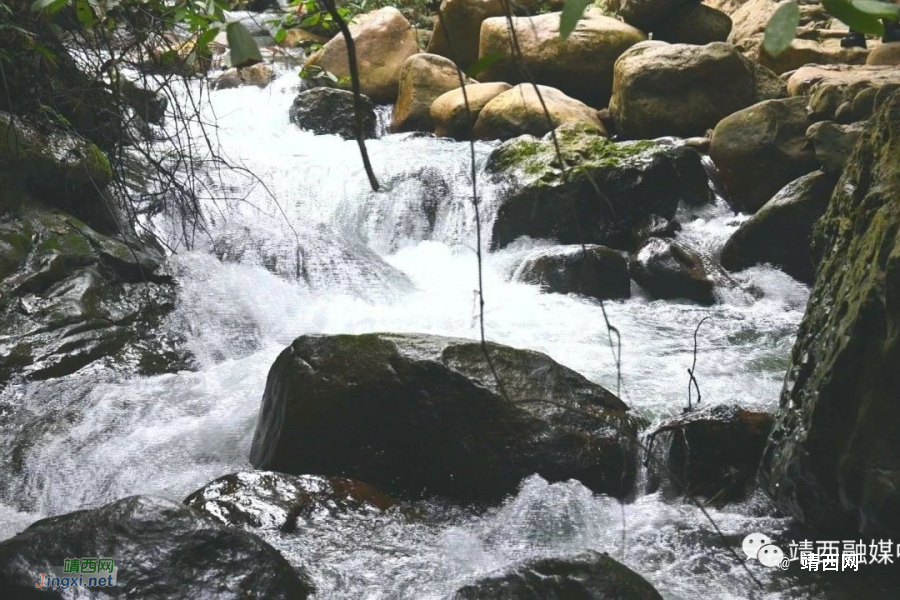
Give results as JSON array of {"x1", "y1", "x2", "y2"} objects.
[
  {"x1": 426, "y1": 0, "x2": 507, "y2": 67},
  {"x1": 430, "y1": 82, "x2": 512, "y2": 139},
  {"x1": 390, "y1": 53, "x2": 472, "y2": 133}
]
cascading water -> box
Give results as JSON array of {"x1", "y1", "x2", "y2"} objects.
[{"x1": 0, "y1": 65, "x2": 829, "y2": 598}]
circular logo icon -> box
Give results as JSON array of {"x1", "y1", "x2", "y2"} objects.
[
  {"x1": 757, "y1": 544, "x2": 785, "y2": 568},
  {"x1": 742, "y1": 533, "x2": 772, "y2": 560}
]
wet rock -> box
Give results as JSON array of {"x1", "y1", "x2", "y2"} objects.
[
  {"x1": 609, "y1": 41, "x2": 761, "y2": 139},
  {"x1": 710, "y1": 97, "x2": 817, "y2": 214},
  {"x1": 431, "y1": 82, "x2": 512, "y2": 139},
  {"x1": 629, "y1": 215, "x2": 682, "y2": 250},
  {"x1": 391, "y1": 54, "x2": 473, "y2": 134},
  {"x1": 0, "y1": 495, "x2": 314, "y2": 599},
  {"x1": 515, "y1": 245, "x2": 630, "y2": 300},
  {"x1": 806, "y1": 120, "x2": 866, "y2": 174},
  {"x1": 450, "y1": 551, "x2": 662, "y2": 600},
  {"x1": 720, "y1": 171, "x2": 838, "y2": 283},
  {"x1": 213, "y1": 63, "x2": 274, "y2": 90},
  {"x1": 630, "y1": 238, "x2": 726, "y2": 305},
  {"x1": 477, "y1": 10, "x2": 646, "y2": 106},
  {"x1": 489, "y1": 125, "x2": 710, "y2": 249},
  {"x1": 250, "y1": 332, "x2": 643, "y2": 503},
  {"x1": 304, "y1": 7, "x2": 418, "y2": 102},
  {"x1": 473, "y1": 84, "x2": 606, "y2": 141},
  {"x1": 184, "y1": 471, "x2": 395, "y2": 531},
  {"x1": 289, "y1": 88, "x2": 377, "y2": 140},
  {"x1": 648, "y1": 404, "x2": 774, "y2": 503},
  {"x1": 761, "y1": 90, "x2": 900, "y2": 537},
  {"x1": 653, "y1": 4, "x2": 732, "y2": 45}
]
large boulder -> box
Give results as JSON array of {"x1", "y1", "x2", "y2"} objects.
[
  {"x1": 0, "y1": 495, "x2": 314, "y2": 598},
  {"x1": 758, "y1": 37, "x2": 870, "y2": 75},
  {"x1": 515, "y1": 245, "x2": 631, "y2": 300},
  {"x1": 709, "y1": 97, "x2": 818, "y2": 213},
  {"x1": 616, "y1": 0, "x2": 692, "y2": 31},
  {"x1": 867, "y1": 41, "x2": 900, "y2": 66},
  {"x1": 806, "y1": 120, "x2": 866, "y2": 174},
  {"x1": 304, "y1": 7, "x2": 418, "y2": 103},
  {"x1": 391, "y1": 54, "x2": 472, "y2": 133},
  {"x1": 609, "y1": 41, "x2": 768, "y2": 139},
  {"x1": 489, "y1": 125, "x2": 710, "y2": 249},
  {"x1": 653, "y1": 3, "x2": 733, "y2": 45},
  {"x1": 647, "y1": 404, "x2": 774, "y2": 503},
  {"x1": 289, "y1": 88, "x2": 377, "y2": 140},
  {"x1": 431, "y1": 82, "x2": 512, "y2": 139},
  {"x1": 250, "y1": 333, "x2": 643, "y2": 503},
  {"x1": 451, "y1": 551, "x2": 662, "y2": 600},
  {"x1": 426, "y1": 0, "x2": 507, "y2": 68},
  {"x1": 184, "y1": 471, "x2": 395, "y2": 531},
  {"x1": 720, "y1": 171, "x2": 838, "y2": 283},
  {"x1": 473, "y1": 84, "x2": 605, "y2": 141},
  {"x1": 761, "y1": 91, "x2": 900, "y2": 536},
  {"x1": 477, "y1": 10, "x2": 646, "y2": 107},
  {"x1": 630, "y1": 238, "x2": 726, "y2": 305}
]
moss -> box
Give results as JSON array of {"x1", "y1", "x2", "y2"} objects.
[{"x1": 83, "y1": 142, "x2": 113, "y2": 184}]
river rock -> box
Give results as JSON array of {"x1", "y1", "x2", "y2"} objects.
[
  {"x1": 616, "y1": 0, "x2": 692, "y2": 31},
  {"x1": 648, "y1": 404, "x2": 774, "y2": 503},
  {"x1": 477, "y1": 10, "x2": 646, "y2": 107},
  {"x1": 867, "y1": 41, "x2": 900, "y2": 66},
  {"x1": 304, "y1": 7, "x2": 418, "y2": 102},
  {"x1": 761, "y1": 91, "x2": 900, "y2": 536},
  {"x1": 289, "y1": 88, "x2": 377, "y2": 140},
  {"x1": 720, "y1": 171, "x2": 837, "y2": 283},
  {"x1": 431, "y1": 82, "x2": 512, "y2": 139},
  {"x1": 213, "y1": 63, "x2": 274, "y2": 89},
  {"x1": 426, "y1": 0, "x2": 507, "y2": 67},
  {"x1": 629, "y1": 238, "x2": 723, "y2": 305},
  {"x1": 629, "y1": 215, "x2": 682, "y2": 250},
  {"x1": 709, "y1": 97, "x2": 817, "y2": 214},
  {"x1": 473, "y1": 84, "x2": 605, "y2": 141},
  {"x1": 515, "y1": 245, "x2": 630, "y2": 300},
  {"x1": 0, "y1": 495, "x2": 314, "y2": 598},
  {"x1": 806, "y1": 120, "x2": 866, "y2": 174},
  {"x1": 758, "y1": 37, "x2": 870, "y2": 75},
  {"x1": 786, "y1": 64, "x2": 900, "y2": 102},
  {"x1": 279, "y1": 28, "x2": 329, "y2": 49},
  {"x1": 391, "y1": 54, "x2": 472, "y2": 134},
  {"x1": 489, "y1": 125, "x2": 710, "y2": 249},
  {"x1": 609, "y1": 41, "x2": 764, "y2": 139},
  {"x1": 451, "y1": 551, "x2": 663, "y2": 600},
  {"x1": 184, "y1": 471, "x2": 395, "y2": 531},
  {"x1": 250, "y1": 332, "x2": 643, "y2": 503},
  {"x1": 653, "y1": 4, "x2": 733, "y2": 45}
]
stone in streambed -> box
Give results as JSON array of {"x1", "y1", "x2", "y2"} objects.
[
  {"x1": 250, "y1": 332, "x2": 643, "y2": 503},
  {"x1": 213, "y1": 64, "x2": 274, "y2": 90},
  {"x1": 391, "y1": 53, "x2": 474, "y2": 134},
  {"x1": 0, "y1": 495, "x2": 314, "y2": 599},
  {"x1": 653, "y1": 4, "x2": 733, "y2": 45},
  {"x1": 515, "y1": 245, "x2": 630, "y2": 300},
  {"x1": 806, "y1": 120, "x2": 866, "y2": 174},
  {"x1": 289, "y1": 88, "x2": 377, "y2": 140},
  {"x1": 630, "y1": 238, "x2": 729, "y2": 305},
  {"x1": 431, "y1": 82, "x2": 512, "y2": 139}
]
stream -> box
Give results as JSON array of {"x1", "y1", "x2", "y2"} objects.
[{"x1": 0, "y1": 65, "x2": 835, "y2": 599}]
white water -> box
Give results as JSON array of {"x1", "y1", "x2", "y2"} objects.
[{"x1": 0, "y1": 66, "x2": 823, "y2": 598}]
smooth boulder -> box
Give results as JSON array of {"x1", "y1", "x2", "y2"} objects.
[
  {"x1": 391, "y1": 53, "x2": 472, "y2": 133},
  {"x1": 426, "y1": 0, "x2": 507, "y2": 67},
  {"x1": 806, "y1": 120, "x2": 866, "y2": 174},
  {"x1": 473, "y1": 84, "x2": 605, "y2": 141},
  {"x1": 761, "y1": 91, "x2": 900, "y2": 537},
  {"x1": 720, "y1": 171, "x2": 837, "y2": 283},
  {"x1": 477, "y1": 10, "x2": 646, "y2": 106},
  {"x1": 185, "y1": 471, "x2": 395, "y2": 531},
  {"x1": 609, "y1": 41, "x2": 760, "y2": 139},
  {"x1": 709, "y1": 97, "x2": 817, "y2": 213},
  {"x1": 431, "y1": 82, "x2": 512, "y2": 139},
  {"x1": 304, "y1": 7, "x2": 418, "y2": 102},
  {"x1": 0, "y1": 495, "x2": 314, "y2": 599},
  {"x1": 515, "y1": 245, "x2": 631, "y2": 300},
  {"x1": 289, "y1": 88, "x2": 377, "y2": 140},
  {"x1": 630, "y1": 238, "x2": 723, "y2": 305},
  {"x1": 653, "y1": 4, "x2": 733, "y2": 45},
  {"x1": 250, "y1": 333, "x2": 642, "y2": 502},
  {"x1": 451, "y1": 551, "x2": 663, "y2": 600},
  {"x1": 616, "y1": 0, "x2": 691, "y2": 31}
]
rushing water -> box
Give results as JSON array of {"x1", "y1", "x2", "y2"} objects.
[{"x1": 0, "y1": 65, "x2": 829, "y2": 598}]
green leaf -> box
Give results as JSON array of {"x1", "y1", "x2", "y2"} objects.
[
  {"x1": 274, "y1": 28, "x2": 287, "y2": 44},
  {"x1": 763, "y1": 1, "x2": 800, "y2": 57},
  {"x1": 195, "y1": 26, "x2": 220, "y2": 51},
  {"x1": 465, "y1": 52, "x2": 501, "y2": 78},
  {"x1": 850, "y1": 0, "x2": 900, "y2": 19},
  {"x1": 226, "y1": 21, "x2": 262, "y2": 68},
  {"x1": 30, "y1": 0, "x2": 67, "y2": 14},
  {"x1": 559, "y1": 0, "x2": 592, "y2": 40},
  {"x1": 822, "y1": 0, "x2": 885, "y2": 35},
  {"x1": 75, "y1": 0, "x2": 95, "y2": 27}
]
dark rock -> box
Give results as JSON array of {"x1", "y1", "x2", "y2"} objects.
[
  {"x1": 516, "y1": 245, "x2": 630, "y2": 300},
  {"x1": 710, "y1": 97, "x2": 818, "y2": 214},
  {"x1": 653, "y1": 4, "x2": 732, "y2": 45},
  {"x1": 450, "y1": 551, "x2": 662, "y2": 600},
  {"x1": 629, "y1": 215, "x2": 681, "y2": 250},
  {"x1": 616, "y1": 0, "x2": 692, "y2": 31},
  {"x1": 720, "y1": 171, "x2": 838, "y2": 283},
  {"x1": 647, "y1": 404, "x2": 774, "y2": 503},
  {"x1": 0, "y1": 495, "x2": 314, "y2": 599},
  {"x1": 806, "y1": 120, "x2": 866, "y2": 174},
  {"x1": 184, "y1": 471, "x2": 395, "y2": 531},
  {"x1": 250, "y1": 333, "x2": 643, "y2": 503},
  {"x1": 630, "y1": 238, "x2": 727, "y2": 305},
  {"x1": 761, "y1": 91, "x2": 900, "y2": 537},
  {"x1": 288, "y1": 88, "x2": 377, "y2": 140},
  {"x1": 489, "y1": 125, "x2": 710, "y2": 250}
]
